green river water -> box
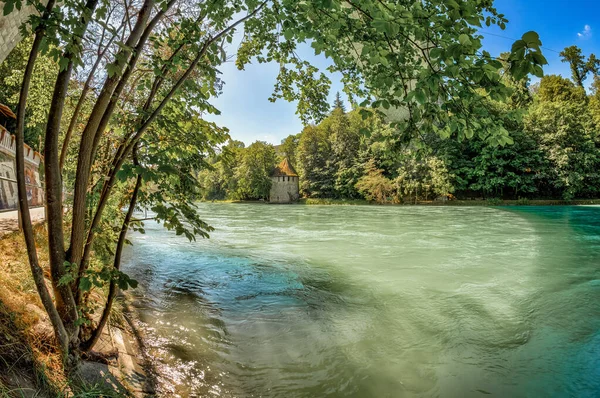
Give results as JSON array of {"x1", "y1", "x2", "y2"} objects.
[{"x1": 121, "y1": 204, "x2": 600, "y2": 397}]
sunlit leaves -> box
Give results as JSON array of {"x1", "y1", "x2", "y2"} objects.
[{"x1": 508, "y1": 31, "x2": 547, "y2": 80}]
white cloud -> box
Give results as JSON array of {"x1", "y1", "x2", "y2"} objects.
[{"x1": 578, "y1": 25, "x2": 592, "y2": 39}]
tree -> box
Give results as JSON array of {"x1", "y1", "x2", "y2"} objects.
[
  {"x1": 394, "y1": 150, "x2": 453, "y2": 203},
  {"x1": 333, "y1": 91, "x2": 345, "y2": 112},
  {"x1": 588, "y1": 76, "x2": 600, "y2": 126},
  {"x1": 559, "y1": 46, "x2": 600, "y2": 88},
  {"x1": 525, "y1": 101, "x2": 600, "y2": 199},
  {"x1": 499, "y1": 51, "x2": 533, "y2": 110},
  {"x1": 296, "y1": 125, "x2": 334, "y2": 197},
  {"x1": 234, "y1": 141, "x2": 276, "y2": 200},
  {"x1": 0, "y1": 38, "x2": 59, "y2": 149},
  {"x1": 279, "y1": 133, "x2": 300, "y2": 167},
  {"x1": 355, "y1": 159, "x2": 394, "y2": 203},
  {"x1": 537, "y1": 75, "x2": 587, "y2": 103}
]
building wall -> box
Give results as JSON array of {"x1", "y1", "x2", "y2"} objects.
[
  {"x1": 0, "y1": 0, "x2": 48, "y2": 63},
  {"x1": 269, "y1": 176, "x2": 299, "y2": 203},
  {"x1": 0, "y1": 128, "x2": 43, "y2": 210}
]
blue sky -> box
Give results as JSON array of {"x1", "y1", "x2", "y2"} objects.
[{"x1": 206, "y1": 0, "x2": 600, "y2": 146}]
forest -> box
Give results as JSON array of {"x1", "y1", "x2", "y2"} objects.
[{"x1": 198, "y1": 47, "x2": 600, "y2": 203}]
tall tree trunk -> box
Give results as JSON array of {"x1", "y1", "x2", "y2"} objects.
[
  {"x1": 59, "y1": 31, "x2": 118, "y2": 171},
  {"x1": 73, "y1": 0, "x2": 170, "y2": 305},
  {"x1": 45, "y1": 62, "x2": 79, "y2": 333},
  {"x1": 87, "y1": 0, "x2": 177, "y2": 165},
  {"x1": 14, "y1": 12, "x2": 70, "y2": 356},
  {"x1": 44, "y1": 0, "x2": 101, "y2": 344}
]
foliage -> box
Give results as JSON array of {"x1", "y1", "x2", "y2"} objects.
[
  {"x1": 537, "y1": 75, "x2": 587, "y2": 103},
  {"x1": 559, "y1": 45, "x2": 599, "y2": 88},
  {"x1": 333, "y1": 92, "x2": 345, "y2": 112},
  {"x1": 296, "y1": 124, "x2": 334, "y2": 197},
  {"x1": 279, "y1": 133, "x2": 300, "y2": 166},
  {"x1": 233, "y1": 141, "x2": 277, "y2": 200},
  {"x1": 395, "y1": 151, "x2": 453, "y2": 203},
  {"x1": 524, "y1": 100, "x2": 600, "y2": 199},
  {"x1": 198, "y1": 140, "x2": 277, "y2": 201},
  {"x1": 0, "y1": 38, "x2": 59, "y2": 148},
  {"x1": 355, "y1": 159, "x2": 394, "y2": 203}
]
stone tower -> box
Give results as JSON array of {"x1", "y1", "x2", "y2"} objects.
[{"x1": 270, "y1": 158, "x2": 299, "y2": 203}]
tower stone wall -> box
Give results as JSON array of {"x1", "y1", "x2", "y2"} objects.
[
  {"x1": 269, "y1": 175, "x2": 299, "y2": 203},
  {"x1": 0, "y1": 127, "x2": 44, "y2": 210}
]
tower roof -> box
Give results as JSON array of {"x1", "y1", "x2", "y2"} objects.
[
  {"x1": 272, "y1": 158, "x2": 298, "y2": 177},
  {"x1": 0, "y1": 103, "x2": 16, "y2": 119}
]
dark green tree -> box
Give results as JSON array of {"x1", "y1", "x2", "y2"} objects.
[
  {"x1": 234, "y1": 141, "x2": 276, "y2": 200},
  {"x1": 559, "y1": 46, "x2": 600, "y2": 88},
  {"x1": 279, "y1": 133, "x2": 300, "y2": 167},
  {"x1": 525, "y1": 100, "x2": 600, "y2": 199},
  {"x1": 296, "y1": 125, "x2": 334, "y2": 197},
  {"x1": 333, "y1": 91, "x2": 346, "y2": 113}
]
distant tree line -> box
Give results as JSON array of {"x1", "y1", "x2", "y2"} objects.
[
  {"x1": 199, "y1": 47, "x2": 600, "y2": 202},
  {"x1": 199, "y1": 46, "x2": 600, "y2": 203}
]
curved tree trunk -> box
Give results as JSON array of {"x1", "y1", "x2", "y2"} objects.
[
  {"x1": 15, "y1": 31, "x2": 70, "y2": 358},
  {"x1": 13, "y1": 0, "x2": 71, "y2": 359}
]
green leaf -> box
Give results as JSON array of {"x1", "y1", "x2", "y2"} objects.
[
  {"x1": 429, "y1": 48, "x2": 442, "y2": 59},
  {"x1": 3, "y1": 0, "x2": 14, "y2": 15},
  {"x1": 522, "y1": 31, "x2": 540, "y2": 47},
  {"x1": 359, "y1": 109, "x2": 371, "y2": 120},
  {"x1": 458, "y1": 34, "x2": 471, "y2": 46},
  {"x1": 511, "y1": 39, "x2": 527, "y2": 53},
  {"x1": 79, "y1": 277, "x2": 92, "y2": 292},
  {"x1": 58, "y1": 273, "x2": 75, "y2": 287},
  {"x1": 106, "y1": 63, "x2": 119, "y2": 77},
  {"x1": 532, "y1": 64, "x2": 544, "y2": 78}
]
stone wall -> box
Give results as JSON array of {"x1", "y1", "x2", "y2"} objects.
[
  {"x1": 0, "y1": 0, "x2": 46, "y2": 63},
  {"x1": 269, "y1": 176, "x2": 299, "y2": 203},
  {"x1": 0, "y1": 127, "x2": 43, "y2": 210}
]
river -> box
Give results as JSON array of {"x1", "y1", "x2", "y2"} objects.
[{"x1": 121, "y1": 204, "x2": 600, "y2": 397}]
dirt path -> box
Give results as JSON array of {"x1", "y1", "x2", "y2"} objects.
[{"x1": 0, "y1": 207, "x2": 45, "y2": 236}]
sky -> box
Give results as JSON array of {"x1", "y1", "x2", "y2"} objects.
[{"x1": 206, "y1": 0, "x2": 600, "y2": 146}]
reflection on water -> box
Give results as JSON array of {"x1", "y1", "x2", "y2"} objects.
[{"x1": 121, "y1": 205, "x2": 600, "y2": 397}]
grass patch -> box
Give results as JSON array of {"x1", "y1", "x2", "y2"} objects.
[
  {"x1": 204, "y1": 198, "x2": 600, "y2": 207},
  {"x1": 297, "y1": 198, "x2": 370, "y2": 206},
  {"x1": 300, "y1": 198, "x2": 600, "y2": 207},
  {"x1": 0, "y1": 226, "x2": 67, "y2": 396},
  {"x1": 0, "y1": 225, "x2": 145, "y2": 397},
  {"x1": 69, "y1": 381, "x2": 123, "y2": 398}
]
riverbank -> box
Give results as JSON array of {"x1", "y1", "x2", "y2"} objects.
[
  {"x1": 204, "y1": 198, "x2": 600, "y2": 206},
  {"x1": 0, "y1": 226, "x2": 155, "y2": 397}
]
